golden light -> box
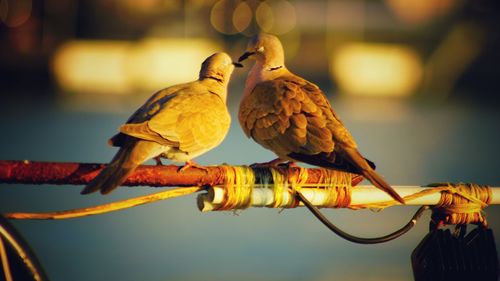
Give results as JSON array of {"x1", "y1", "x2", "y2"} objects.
[
  {"x1": 331, "y1": 43, "x2": 423, "y2": 97},
  {"x1": 210, "y1": 0, "x2": 239, "y2": 35},
  {"x1": 256, "y1": 0, "x2": 296, "y2": 35},
  {"x1": 385, "y1": 0, "x2": 457, "y2": 25},
  {"x1": 122, "y1": 0, "x2": 167, "y2": 15},
  {"x1": 269, "y1": 0, "x2": 296, "y2": 35},
  {"x1": 52, "y1": 38, "x2": 221, "y2": 94},
  {"x1": 52, "y1": 41, "x2": 132, "y2": 94},
  {"x1": 232, "y1": 1, "x2": 252, "y2": 33},
  {"x1": 126, "y1": 38, "x2": 221, "y2": 91},
  {"x1": 255, "y1": 2, "x2": 274, "y2": 33}
]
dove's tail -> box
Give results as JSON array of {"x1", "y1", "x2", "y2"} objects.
[
  {"x1": 343, "y1": 147, "x2": 405, "y2": 205},
  {"x1": 81, "y1": 143, "x2": 140, "y2": 195},
  {"x1": 360, "y1": 167, "x2": 405, "y2": 204}
]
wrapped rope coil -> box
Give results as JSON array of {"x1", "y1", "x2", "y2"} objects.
[
  {"x1": 199, "y1": 167, "x2": 495, "y2": 229},
  {"x1": 198, "y1": 166, "x2": 359, "y2": 211},
  {"x1": 430, "y1": 183, "x2": 492, "y2": 226}
]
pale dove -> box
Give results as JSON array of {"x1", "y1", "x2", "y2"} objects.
[
  {"x1": 238, "y1": 33, "x2": 404, "y2": 204},
  {"x1": 82, "y1": 52, "x2": 240, "y2": 194}
]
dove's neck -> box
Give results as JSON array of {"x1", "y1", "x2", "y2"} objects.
[
  {"x1": 201, "y1": 78, "x2": 228, "y2": 103},
  {"x1": 243, "y1": 61, "x2": 288, "y2": 98}
]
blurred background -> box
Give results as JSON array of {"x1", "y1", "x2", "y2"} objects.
[{"x1": 1, "y1": 0, "x2": 500, "y2": 280}]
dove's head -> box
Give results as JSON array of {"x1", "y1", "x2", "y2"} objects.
[
  {"x1": 199, "y1": 52, "x2": 240, "y2": 84},
  {"x1": 238, "y1": 33, "x2": 285, "y2": 67}
]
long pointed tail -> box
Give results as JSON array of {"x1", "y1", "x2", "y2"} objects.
[
  {"x1": 81, "y1": 145, "x2": 139, "y2": 195},
  {"x1": 343, "y1": 147, "x2": 405, "y2": 204},
  {"x1": 361, "y1": 168, "x2": 405, "y2": 204}
]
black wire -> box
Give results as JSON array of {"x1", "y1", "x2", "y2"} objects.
[
  {"x1": 295, "y1": 191, "x2": 429, "y2": 244},
  {"x1": 0, "y1": 215, "x2": 50, "y2": 281}
]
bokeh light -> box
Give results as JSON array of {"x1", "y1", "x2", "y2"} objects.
[
  {"x1": 52, "y1": 41, "x2": 132, "y2": 94},
  {"x1": 232, "y1": 1, "x2": 252, "y2": 33},
  {"x1": 385, "y1": 0, "x2": 457, "y2": 25},
  {"x1": 255, "y1": 2, "x2": 274, "y2": 32},
  {"x1": 0, "y1": 0, "x2": 32, "y2": 28},
  {"x1": 256, "y1": 0, "x2": 296, "y2": 35},
  {"x1": 52, "y1": 38, "x2": 221, "y2": 94},
  {"x1": 331, "y1": 43, "x2": 423, "y2": 97},
  {"x1": 210, "y1": 0, "x2": 240, "y2": 35},
  {"x1": 210, "y1": 0, "x2": 296, "y2": 36},
  {"x1": 125, "y1": 38, "x2": 221, "y2": 91}
]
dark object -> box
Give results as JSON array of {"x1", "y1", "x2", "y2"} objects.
[{"x1": 412, "y1": 226, "x2": 499, "y2": 281}]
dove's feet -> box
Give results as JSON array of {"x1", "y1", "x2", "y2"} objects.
[
  {"x1": 178, "y1": 160, "x2": 209, "y2": 173},
  {"x1": 154, "y1": 156, "x2": 164, "y2": 166}
]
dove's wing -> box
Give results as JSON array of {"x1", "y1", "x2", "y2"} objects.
[
  {"x1": 109, "y1": 82, "x2": 191, "y2": 147},
  {"x1": 120, "y1": 86, "x2": 230, "y2": 154},
  {"x1": 239, "y1": 75, "x2": 373, "y2": 173}
]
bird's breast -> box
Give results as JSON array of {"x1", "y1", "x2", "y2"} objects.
[{"x1": 243, "y1": 63, "x2": 266, "y2": 99}]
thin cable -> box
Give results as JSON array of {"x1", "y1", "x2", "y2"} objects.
[
  {"x1": 0, "y1": 215, "x2": 49, "y2": 281},
  {"x1": 0, "y1": 235, "x2": 13, "y2": 281},
  {"x1": 5, "y1": 186, "x2": 202, "y2": 220},
  {"x1": 295, "y1": 191, "x2": 429, "y2": 244}
]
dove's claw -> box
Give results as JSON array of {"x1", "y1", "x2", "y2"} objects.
[
  {"x1": 178, "y1": 160, "x2": 209, "y2": 173},
  {"x1": 154, "y1": 156, "x2": 164, "y2": 166}
]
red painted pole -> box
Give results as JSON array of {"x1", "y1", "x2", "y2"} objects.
[{"x1": 0, "y1": 160, "x2": 364, "y2": 188}]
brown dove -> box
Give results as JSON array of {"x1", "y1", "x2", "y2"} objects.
[
  {"x1": 238, "y1": 33, "x2": 405, "y2": 204},
  {"x1": 82, "y1": 52, "x2": 240, "y2": 195}
]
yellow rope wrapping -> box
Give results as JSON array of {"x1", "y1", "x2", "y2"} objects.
[
  {"x1": 320, "y1": 169, "x2": 352, "y2": 208},
  {"x1": 284, "y1": 167, "x2": 308, "y2": 208},
  {"x1": 213, "y1": 166, "x2": 355, "y2": 210},
  {"x1": 215, "y1": 166, "x2": 254, "y2": 210},
  {"x1": 349, "y1": 183, "x2": 492, "y2": 225},
  {"x1": 432, "y1": 183, "x2": 492, "y2": 226},
  {"x1": 210, "y1": 169, "x2": 491, "y2": 225},
  {"x1": 269, "y1": 168, "x2": 286, "y2": 208},
  {"x1": 288, "y1": 168, "x2": 353, "y2": 208}
]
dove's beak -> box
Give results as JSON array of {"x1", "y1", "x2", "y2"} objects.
[
  {"x1": 232, "y1": 62, "x2": 244, "y2": 68},
  {"x1": 238, "y1": 51, "x2": 255, "y2": 62}
]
